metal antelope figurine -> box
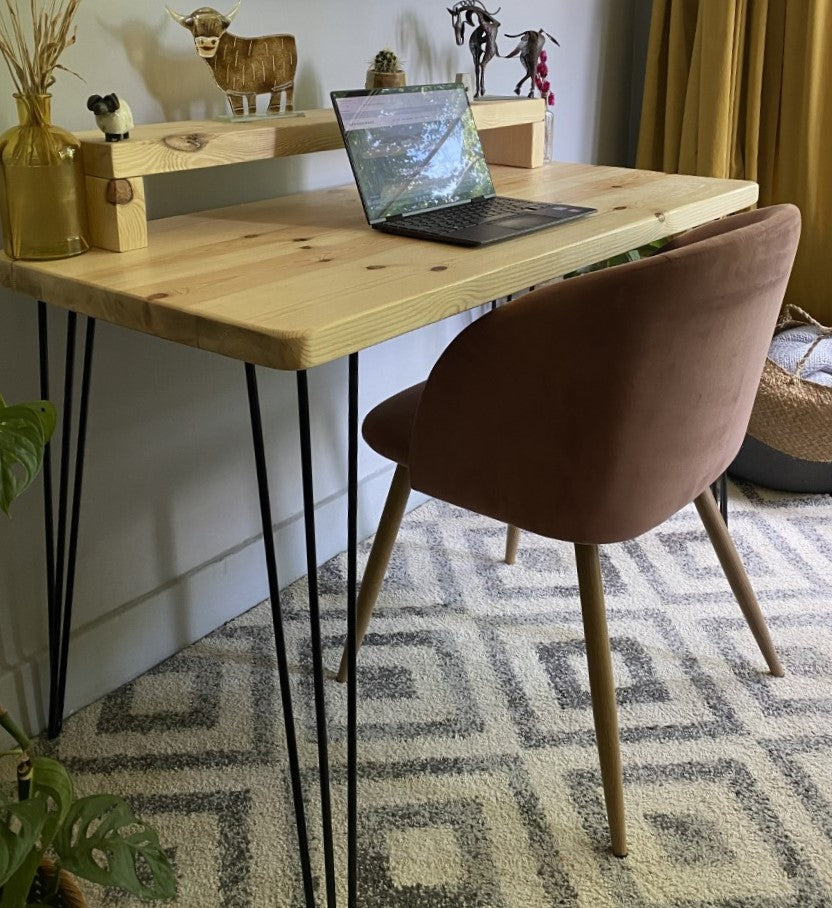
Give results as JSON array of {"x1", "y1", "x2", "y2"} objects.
[
  {"x1": 447, "y1": 1, "x2": 501, "y2": 98},
  {"x1": 166, "y1": 1, "x2": 297, "y2": 116},
  {"x1": 505, "y1": 29, "x2": 559, "y2": 98}
]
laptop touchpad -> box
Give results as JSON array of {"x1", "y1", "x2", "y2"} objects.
[
  {"x1": 464, "y1": 215, "x2": 554, "y2": 242},
  {"x1": 496, "y1": 214, "x2": 557, "y2": 230}
]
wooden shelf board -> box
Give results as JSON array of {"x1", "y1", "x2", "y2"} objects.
[{"x1": 78, "y1": 99, "x2": 545, "y2": 180}]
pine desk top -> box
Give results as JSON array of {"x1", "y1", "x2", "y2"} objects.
[{"x1": 1, "y1": 162, "x2": 758, "y2": 371}]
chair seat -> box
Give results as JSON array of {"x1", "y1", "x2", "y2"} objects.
[{"x1": 363, "y1": 381, "x2": 424, "y2": 466}]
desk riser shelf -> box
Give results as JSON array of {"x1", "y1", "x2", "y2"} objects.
[{"x1": 77, "y1": 100, "x2": 546, "y2": 254}]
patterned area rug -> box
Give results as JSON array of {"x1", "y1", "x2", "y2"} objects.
[{"x1": 51, "y1": 480, "x2": 832, "y2": 907}]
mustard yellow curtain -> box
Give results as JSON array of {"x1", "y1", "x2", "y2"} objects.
[{"x1": 637, "y1": 0, "x2": 832, "y2": 322}]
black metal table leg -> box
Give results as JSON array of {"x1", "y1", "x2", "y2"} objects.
[
  {"x1": 37, "y1": 303, "x2": 57, "y2": 726},
  {"x1": 245, "y1": 363, "x2": 316, "y2": 908},
  {"x1": 51, "y1": 311, "x2": 77, "y2": 728},
  {"x1": 38, "y1": 305, "x2": 97, "y2": 739},
  {"x1": 346, "y1": 352, "x2": 359, "y2": 908},
  {"x1": 55, "y1": 317, "x2": 95, "y2": 732},
  {"x1": 296, "y1": 371, "x2": 337, "y2": 907}
]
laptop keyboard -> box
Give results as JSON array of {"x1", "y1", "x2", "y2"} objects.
[{"x1": 396, "y1": 196, "x2": 547, "y2": 232}]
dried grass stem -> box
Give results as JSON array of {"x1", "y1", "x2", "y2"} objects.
[{"x1": 0, "y1": 0, "x2": 81, "y2": 96}]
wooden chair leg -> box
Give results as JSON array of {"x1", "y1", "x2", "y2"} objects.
[
  {"x1": 336, "y1": 464, "x2": 411, "y2": 683},
  {"x1": 505, "y1": 524, "x2": 521, "y2": 564},
  {"x1": 574, "y1": 543, "x2": 628, "y2": 858},
  {"x1": 694, "y1": 490, "x2": 785, "y2": 677}
]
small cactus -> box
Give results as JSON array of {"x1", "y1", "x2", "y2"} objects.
[{"x1": 371, "y1": 48, "x2": 401, "y2": 73}]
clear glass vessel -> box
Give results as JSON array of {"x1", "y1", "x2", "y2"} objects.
[
  {"x1": 0, "y1": 94, "x2": 89, "y2": 260},
  {"x1": 543, "y1": 107, "x2": 555, "y2": 163}
]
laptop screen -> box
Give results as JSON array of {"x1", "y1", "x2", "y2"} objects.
[{"x1": 331, "y1": 84, "x2": 495, "y2": 223}]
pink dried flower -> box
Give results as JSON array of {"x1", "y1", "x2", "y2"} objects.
[
  {"x1": 539, "y1": 49, "x2": 547, "y2": 63},
  {"x1": 541, "y1": 79, "x2": 550, "y2": 92},
  {"x1": 548, "y1": 91, "x2": 555, "y2": 106},
  {"x1": 536, "y1": 62, "x2": 548, "y2": 79}
]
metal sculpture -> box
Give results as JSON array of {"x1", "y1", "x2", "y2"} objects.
[
  {"x1": 505, "y1": 28, "x2": 559, "y2": 98},
  {"x1": 167, "y1": 2, "x2": 297, "y2": 116},
  {"x1": 447, "y1": 1, "x2": 501, "y2": 99}
]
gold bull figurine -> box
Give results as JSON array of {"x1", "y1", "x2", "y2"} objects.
[{"x1": 167, "y1": 1, "x2": 297, "y2": 116}]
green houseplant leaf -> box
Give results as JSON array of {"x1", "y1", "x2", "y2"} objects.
[
  {"x1": 55, "y1": 794, "x2": 177, "y2": 900},
  {"x1": 0, "y1": 397, "x2": 56, "y2": 516},
  {"x1": 28, "y1": 757, "x2": 73, "y2": 852},
  {"x1": 0, "y1": 798, "x2": 48, "y2": 889},
  {"x1": 564, "y1": 238, "x2": 670, "y2": 279}
]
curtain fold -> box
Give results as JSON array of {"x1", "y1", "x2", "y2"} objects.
[{"x1": 637, "y1": 0, "x2": 832, "y2": 322}]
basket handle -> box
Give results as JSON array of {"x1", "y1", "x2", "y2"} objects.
[{"x1": 776, "y1": 304, "x2": 832, "y2": 381}]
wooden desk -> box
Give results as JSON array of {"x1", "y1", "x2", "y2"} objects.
[
  {"x1": 2, "y1": 162, "x2": 757, "y2": 369},
  {"x1": 0, "y1": 161, "x2": 758, "y2": 908}
]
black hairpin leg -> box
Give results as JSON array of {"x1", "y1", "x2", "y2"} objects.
[
  {"x1": 489, "y1": 292, "x2": 515, "y2": 313},
  {"x1": 711, "y1": 471, "x2": 729, "y2": 525},
  {"x1": 245, "y1": 363, "x2": 316, "y2": 908},
  {"x1": 346, "y1": 352, "x2": 359, "y2": 908},
  {"x1": 296, "y1": 371, "x2": 337, "y2": 908},
  {"x1": 37, "y1": 303, "x2": 58, "y2": 730},
  {"x1": 38, "y1": 304, "x2": 97, "y2": 739}
]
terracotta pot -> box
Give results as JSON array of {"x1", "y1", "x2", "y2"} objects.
[
  {"x1": 34, "y1": 858, "x2": 87, "y2": 907},
  {"x1": 365, "y1": 70, "x2": 406, "y2": 90}
]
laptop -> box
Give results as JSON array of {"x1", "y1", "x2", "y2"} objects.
[{"x1": 330, "y1": 83, "x2": 595, "y2": 247}]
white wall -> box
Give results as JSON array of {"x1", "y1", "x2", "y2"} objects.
[{"x1": 0, "y1": 0, "x2": 640, "y2": 733}]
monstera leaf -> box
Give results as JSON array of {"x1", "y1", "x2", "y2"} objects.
[
  {"x1": 29, "y1": 756, "x2": 73, "y2": 851},
  {"x1": 0, "y1": 757, "x2": 71, "y2": 906},
  {"x1": 55, "y1": 795, "x2": 177, "y2": 900},
  {"x1": 0, "y1": 797, "x2": 48, "y2": 888},
  {"x1": 0, "y1": 395, "x2": 56, "y2": 516}
]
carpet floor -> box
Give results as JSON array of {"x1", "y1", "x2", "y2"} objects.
[{"x1": 51, "y1": 480, "x2": 832, "y2": 907}]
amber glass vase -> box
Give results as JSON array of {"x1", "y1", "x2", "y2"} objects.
[{"x1": 0, "y1": 93, "x2": 89, "y2": 260}]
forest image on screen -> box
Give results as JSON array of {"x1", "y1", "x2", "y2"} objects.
[{"x1": 337, "y1": 86, "x2": 494, "y2": 222}]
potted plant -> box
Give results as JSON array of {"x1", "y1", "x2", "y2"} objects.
[
  {"x1": 1, "y1": 708, "x2": 177, "y2": 906},
  {"x1": 1, "y1": 395, "x2": 177, "y2": 905},
  {"x1": 365, "y1": 48, "x2": 406, "y2": 89}
]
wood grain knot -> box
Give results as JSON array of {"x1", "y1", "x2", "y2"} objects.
[
  {"x1": 106, "y1": 179, "x2": 134, "y2": 205},
  {"x1": 611, "y1": 184, "x2": 623, "y2": 189},
  {"x1": 431, "y1": 266, "x2": 448, "y2": 272},
  {"x1": 300, "y1": 245, "x2": 312, "y2": 249},
  {"x1": 613, "y1": 205, "x2": 627, "y2": 211},
  {"x1": 146, "y1": 292, "x2": 169, "y2": 301},
  {"x1": 163, "y1": 133, "x2": 211, "y2": 152},
  {"x1": 243, "y1": 233, "x2": 261, "y2": 239},
  {"x1": 293, "y1": 237, "x2": 312, "y2": 242},
  {"x1": 319, "y1": 257, "x2": 333, "y2": 262},
  {"x1": 654, "y1": 211, "x2": 666, "y2": 222},
  {"x1": 366, "y1": 265, "x2": 386, "y2": 270}
]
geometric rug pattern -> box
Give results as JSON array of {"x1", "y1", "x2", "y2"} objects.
[{"x1": 48, "y1": 480, "x2": 832, "y2": 906}]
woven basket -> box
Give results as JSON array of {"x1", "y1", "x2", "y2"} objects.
[
  {"x1": 746, "y1": 305, "x2": 832, "y2": 463},
  {"x1": 34, "y1": 858, "x2": 87, "y2": 907}
]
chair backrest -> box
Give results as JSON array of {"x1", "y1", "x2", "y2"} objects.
[{"x1": 408, "y1": 205, "x2": 801, "y2": 544}]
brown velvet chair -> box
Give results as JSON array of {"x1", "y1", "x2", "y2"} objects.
[{"x1": 338, "y1": 204, "x2": 801, "y2": 856}]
